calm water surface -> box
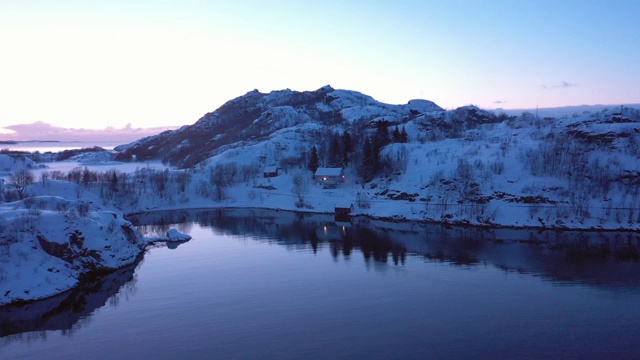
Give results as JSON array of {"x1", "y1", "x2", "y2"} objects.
[{"x1": 2, "y1": 209, "x2": 639, "y2": 359}]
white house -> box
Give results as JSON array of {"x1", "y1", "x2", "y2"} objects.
[
  {"x1": 314, "y1": 167, "x2": 344, "y2": 188},
  {"x1": 263, "y1": 166, "x2": 278, "y2": 178}
]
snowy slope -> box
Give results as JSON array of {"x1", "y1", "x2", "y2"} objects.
[{"x1": 496, "y1": 103, "x2": 640, "y2": 118}]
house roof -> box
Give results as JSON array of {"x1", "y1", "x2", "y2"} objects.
[
  {"x1": 264, "y1": 166, "x2": 277, "y2": 173},
  {"x1": 315, "y1": 167, "x2": 343, "y2": 177},
  {"x1": 334, "y1": 203, "x2": 353, "y2": 210}
]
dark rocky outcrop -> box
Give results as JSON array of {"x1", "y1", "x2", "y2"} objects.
[{"x1": 37, "y1": 231, "x2": 103, "y2": 269}]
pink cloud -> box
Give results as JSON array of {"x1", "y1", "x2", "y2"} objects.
[{"x1": 0, "y1": 121, "x2": 179, "y2": 143}]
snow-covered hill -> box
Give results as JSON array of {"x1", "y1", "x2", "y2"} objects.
[
  {"x1": 115, "y1": 86, "x2": 442, "y2": 168},
  {"x1": 113, "y1": 86, "x2": 640, "y2": 230},
  {"x1": 496, "y1": 103, "x2": 640, "y2": 119},
  {"x1": 0, "y1": 153, "x2": 44, "y2": 175}
]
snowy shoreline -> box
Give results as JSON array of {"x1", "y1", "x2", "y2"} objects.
[
  {"x1": 0, "y1": 179, "x2": 193, "y2": 307},
  {"x1": 1, "y1": 196, "x2": 636, "y2": 308},
  {"x1": 0, "y1": 228, "x2": 190, "y2": 308},
  {"x1": 128, "y1": 204, "x2": 640, "y2": 233}
]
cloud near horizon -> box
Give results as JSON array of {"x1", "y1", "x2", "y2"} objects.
[
  {"x1": 0, "y1": 121, "x2": 179, "y2": 143},
  {"x1": 541, "y1": 81, "x2": 577, "y2": 90}
]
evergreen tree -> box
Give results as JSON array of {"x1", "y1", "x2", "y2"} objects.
[
  {"x1": 341, "y1": 131, "x2": 352, "y2": 166},
  {"x1": 392, "y1": 126, "x2": 401, "y2": 143},
  {"x1": 373, "y1": 121, "x2": 390, "y2": 158},
  {"x1": 327, "y1": 135, "x2": 342, "y2": 167},
  {"x1": 400, "y1": 126, "x2": 409, "y2": 143},
  {"x1": 360, "y1": 138, "x2": 375, "y2": 182},
  {"x1": 82, "y1": 167, "x2": 92, "y2": 186},
  {"x1": 307, "y1": 146, "x2": 319, "y2": 174},
  {"x1": 109, "y1": 171, "x2": 118, "y2": 193}
]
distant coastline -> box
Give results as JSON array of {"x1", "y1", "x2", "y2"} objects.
[
  {"x1": 1, "y1": 140, "x2": 116, "y2": 153},
  {"x1": 0, "y1": 140, "x2": 60, "y2": 144}
]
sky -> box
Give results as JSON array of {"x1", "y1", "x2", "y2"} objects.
[{"x1": 1, "y1": 0, "x2": 639, "y2": 132}]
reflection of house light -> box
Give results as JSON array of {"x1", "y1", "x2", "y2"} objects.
[{"x1": 323, "y1": 226, "x2": 327, "y2": 234}]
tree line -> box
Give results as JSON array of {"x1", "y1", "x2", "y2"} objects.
[{"x1": 306, "y1": 122, "x2": 409, "y2": 183}]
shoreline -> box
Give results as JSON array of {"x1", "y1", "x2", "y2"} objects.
[
  {"x1": 0, "y1": 234, "x2": 187, "y2": 309},
  {"x1": 127, "y1": 204, "x2": 640, "y2": 234}
]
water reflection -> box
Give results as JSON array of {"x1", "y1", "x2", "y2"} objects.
[
  {"x1": 131, "y1": 209, "x2": 410, "y2": 266},
  {"x1": 0, "y1": 261, "x2": 139, "y2": 339},
  {"x1": 129, "y1": 208, "x2": 640, "y2": 289},
  {"x1": 2, "y1": 208, "x2": 639, "y2": 340}
]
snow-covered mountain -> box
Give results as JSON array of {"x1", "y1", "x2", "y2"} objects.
[{"x1": 116, "y1": 85, "x2": 442, "y2": 168}]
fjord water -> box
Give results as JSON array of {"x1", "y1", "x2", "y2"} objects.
[{"x1": 2, "y1": 209, "x2": 640, "y2": 359}]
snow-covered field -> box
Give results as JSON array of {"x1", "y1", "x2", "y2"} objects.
[{"x1": 0, "y1": 156, "x2": 169, "y2": 181}]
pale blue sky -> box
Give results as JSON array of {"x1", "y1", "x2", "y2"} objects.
[{"x1": 1, "y1": 0, "x2": 638, "y2": 130}]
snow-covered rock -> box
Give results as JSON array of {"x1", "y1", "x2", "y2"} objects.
[
  {"x1": 405, "y1": 99, "x2": 442, "y2": 114},
  {"x1": 166, "y1": 228, "x2": 191, "y2": 241},
  {"x1": 69, "y1": 150, "x2": 115, "y2": 164}
]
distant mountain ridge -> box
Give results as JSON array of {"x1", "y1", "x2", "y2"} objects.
[
  {"x1": 116, "y1": 85, "x2": 443, "y2": 168},
  {"x1": 496, "y1": 103, "x2": 640, "y2": 118}
]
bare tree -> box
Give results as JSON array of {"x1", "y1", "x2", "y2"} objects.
[
  {"x1": 292, "y1": 172, "x2": 309, "y2": 207},
  {"x1": 174, "y1": 171, "x2": 192, "y2": 193},
  {"x1": 9, "y1": 169, "x2": 35, "y2": 199},
  {"x1": 40, "y1": 171, "x2": 50, "y2": 188},
  {"x1": 68, "y1": 167, "x2": 83, "y2": 184},
  {"x1": 150, "y1": 169, "x2": 170, "y2": 197},
  {"x1": 210, "y1": 166, "x2": 226, "y2": 201}
]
